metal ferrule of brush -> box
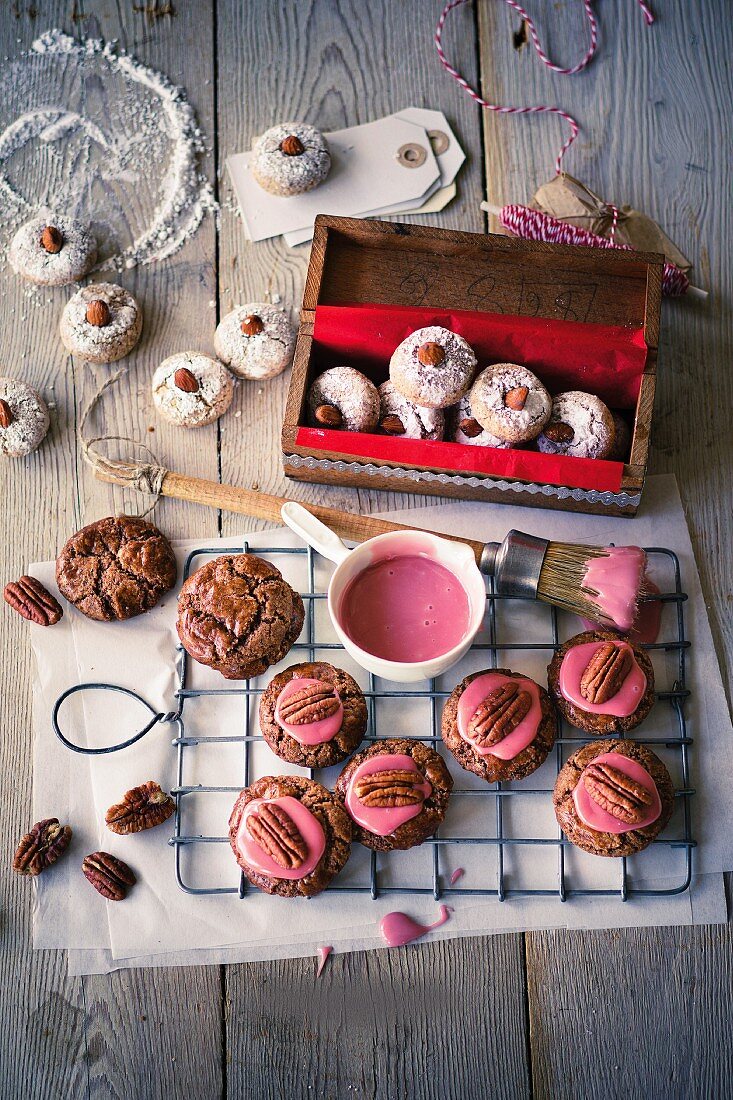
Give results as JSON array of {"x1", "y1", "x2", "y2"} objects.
[{"x1": 479, "y1": 530, "x2": 550, "y2": 598}]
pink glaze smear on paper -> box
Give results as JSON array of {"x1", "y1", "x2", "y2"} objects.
[
  {"x1": 449, "y1": 867, "x2": 465, "y2": 886},
  {"x1": 559, "y1": 640, "x2": 646, "y2": 717},
  {"x1": 237, "y1": 795, "x2": 325, "y2": 880},
  {"x1": 316, "y1": 945, "x2": 333, "y2": 977},
  {"x1": 380, "y1": 905, "x2": 452, "y2": 948},
  {"x1": 345, "y1": 753, "x2": 431, "y2": 836},
  {"x1": 573, "y1": 751, "x2": 661, "y2": 834},
  {"x1": 339, "y1": 553, "x2": 471, "y2": 662},
  {"x1": 457, "y1": 672, "x2": 543, "y2": 759},
  {"x1": 275, "y1": 677, "x2": 343, "y2": 745},
  {"x1": 582, "y1": 546, "x2": 646, "y2": 631}
]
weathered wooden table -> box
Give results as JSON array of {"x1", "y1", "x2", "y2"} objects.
[{"x1": 2, "y1": 3, "x2": 730, "y2": 1096}]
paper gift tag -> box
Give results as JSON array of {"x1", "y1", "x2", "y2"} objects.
[{"x1": 228, "y1": 116, "x2": 440, "y2": 243}]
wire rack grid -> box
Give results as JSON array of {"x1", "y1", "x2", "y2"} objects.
[{"x1": 166, "y1": 540, "x2": 695, "y2": 905}]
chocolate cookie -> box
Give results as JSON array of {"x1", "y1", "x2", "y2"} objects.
[
  {"x1": 228, "y1": 774, "x2": 351, "y2": 897},
  {"x1": 177, "y1": 554, "x2": 304, "y2": 680},
  {"x1": 442, "y1": 668, "x2": 557, "y2": 783},
  {"x1": 259, "y1": 662, "x2": 368, "y2": 769},
  {"x1": 548, "y1": 631, "x2": 655, "y2": 735},
  {"x1": 553, "y1": 738, "x2": 674, "y2": 857},
  {"x1": 55, "y1": 515, "x2": 177, "y2": 622},
  {"x1": 335, "y1": 738, "x2": 453, "y2": 852}
]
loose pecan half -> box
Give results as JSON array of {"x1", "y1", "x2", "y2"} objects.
[
  {"x1": 468, "y1": 682, "x2": 532, "y2": 747},
  {"x1": 354, "y1": 768, "x2": 425, "y2": 808},
  {"x1": 247, "y1": 802, "x2": 308, "y2": 869},
  {"x1": 583, "y1": 762, "x2": 653, "y2": 824},
  {"x1": 4, "y1": 576, "x2": 63, "y2": 626},
  {"x1": 82, "y1": 851, "x2": 136, "y2": 900},
  {"x1": 580, "y1": 643, "x2": 633, "y2": 704},
  {"x1": 13, "y1": 818, "x2": 72, "y2": 876},
  {"x1": 279, "y1": 681, "x2": 340, "y2": 725},
  {"x1": 105, "y1": 781, "x2": 175, "y2": 835}
]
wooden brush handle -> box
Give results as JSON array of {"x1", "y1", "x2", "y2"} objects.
[{"x1": 96, "y1": 466, "x2": 485, "y2": 562}]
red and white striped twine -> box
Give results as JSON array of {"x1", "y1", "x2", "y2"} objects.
[{"x1": 435, "y1": 0, "x2": 654, "y2": 174}]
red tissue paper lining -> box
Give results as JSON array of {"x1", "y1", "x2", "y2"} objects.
[{"x1": 295, "y1": 302, "x2": 648, "y2": 493}]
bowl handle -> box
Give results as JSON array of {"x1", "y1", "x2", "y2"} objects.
[{"x1": 281, "y1": 501, "x2": 352, "y2": 565}]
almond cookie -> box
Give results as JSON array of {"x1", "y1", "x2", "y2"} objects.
[
  {"x1": 60, "y1": 283, "x2": 142, "y2": 364},
  {"x1": 56, "y1": 515, "x2": 177, "y2": 622},
  {"x1": 377, "y1": 380, "x2": 444, "y2": 440},
  {"x1": 469, "y1": 363, "x2": 551, "y2": 444},
  {"x1": 446, "y1": 393, "x2": 512, "y2": 449},
  {"x1": 389, "y1": 326, "x2": 477, "y2": 410},
  {"x1": 442, "y1": 668, "x2": 557, "y2": 783},
  {"x1": 537, "y1": 391, "x2": 615, "y2": 459},
  {"x1": 152, "y1": 351, "x2": 234, "y2": 428},
  {"x1": 214, "y1": 303, "x2": 296, "y2": 381},
  {"x1": 553, "y1": 739, "x2": 674, "y2": 858},
  {"x1": 177, "y1": 553, "x2": 304, "y2": 680},
  {"x1": 251, "y1": 123, "x2": 331, "y2": 196},
  {"x1": 609, "y1": 411, "x2": 632, "y2": 461},
  {"x1": 335, "y1": 738, "x2": 453, "y2": 852},
  {"x1": 547, "y1": 630, "x2": 655, "y2": 735},
  {"x1": 229, "y1": 775, "x2": 351, "y2": 897},
  {"x1": 307, "y1": 366, "x2": 380, "y2": 432},
  {"x1": 10, "y1": 215, "x2": 97, "y2": 286},
  {"x1": 259, "y1": 662, "x2": 368, "y2": 769},
  {"x1": 0, "y1": 378, "x2": 50, "y2": 458}
]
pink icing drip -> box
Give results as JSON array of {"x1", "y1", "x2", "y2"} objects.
[
  {"x1": 572, "y1": 751, "x2": 662, "y2": 834},
  {"x1": 316, "y1": 945, "x2": 333, "y2": 977},
  {"x1": 580, "y1": 580, "x2": 662, "y2": 645},
  {"x1": 236, "y1": 795, "x2": 326, "y2": 881},
  {"x1": 274, "y1": 677, "x2": 343, "y2": 745},
  {"x1": 582, "y1": 546, "x2": 646, "y2": 631},
  {"x1": 559, "y1": 640, "x2": 647, "y2": 717},
  {"x1": 380, "y1": 905, "x2": 452, "y2": 948},
  {"x1": 339, "y1": 553, "x2": 471, "y2": 663},
  {"x1": 345, "y1": 753, "x2": 431, "y2": 836},
  {"x1": 449, "y1": 867, "x2": 465, "y2": 886},
  {"x1": 456, "y1": 672, "x2": 543, "y2": 759}
]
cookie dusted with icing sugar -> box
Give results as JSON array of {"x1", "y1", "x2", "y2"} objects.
[
  {"x1": 389, "y1": 326, "x2": 477, "y2": 410},
  {"x1": 446, "y1": 392, "x2": 512, "y2": 449},
  {"x1": 306, "y1": 366, "x2": 380, "y2": 433},
  {"x1": 377, "y1": 380, "x2": 444, "y2": 440},
  {"x1": 469, "y1": 363, "x2": 551, "y2": 444},
  {"x1": 0, "y1": 378, "x2": 50, "y2": 458},
  {"x1": 152, "y1": 351, "x2": 234, "y2": 429},
  {"x1": 10, "y1": 215, "x2": 97, "y2": 286},
  {"x1": 214, "y1": 303, "x2": 296, "y2": 381},
  {"x1": 537, "y1": 391, "x2": 616, "y2": 459},
  {"x1": 60, "y1": 283, "x2": 142, "y2": 364},
  {"x1": 251, "y1": 123, "x2": 331, "y2": 196}
]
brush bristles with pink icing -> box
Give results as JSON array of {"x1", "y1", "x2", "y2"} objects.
[{"x1": 537, "y1": 544, "x2": 647, "y2": 631}]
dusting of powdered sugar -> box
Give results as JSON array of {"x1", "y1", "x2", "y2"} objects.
[
  {"x1": 214, "y1": 303, "x2": 296, "y2": 380},
  {"x1": 0, "y1": 29, "x2": 215, "y2": 277},
  {"x1": 0, "y1": 376, "x2": 50, "y2": 457},
  {"x1": 389, "y1": 326, "x2": 477, "y2": 410},
  {"x1": 378, "y1": 380, "x2": 445, "y2": 440},
  {"x1": 152, "y1": 352, "x2": 234, "y2": 428}
]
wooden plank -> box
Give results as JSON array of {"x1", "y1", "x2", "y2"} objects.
[
  {"x1": 0, "y1": 4, "x2": 222, "y2": 1098},
  {"x1": 476, "y1": 0, "x2": 733, "y2": 1089},
  {"x1": 216, "y1": 2, "x2": 530, "y2": 1094}
]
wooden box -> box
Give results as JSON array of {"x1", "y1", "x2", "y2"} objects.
[{"x1": 282, "y1": 215, "x2": 663, "y2": 517}]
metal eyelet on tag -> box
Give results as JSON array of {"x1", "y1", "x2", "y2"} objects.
[
  {"x1": 427, "y1": 129, "x2": 449, "y2": 155},
  {"x1": 397, "y1": 143, "x2": 427, "y2": 168}
]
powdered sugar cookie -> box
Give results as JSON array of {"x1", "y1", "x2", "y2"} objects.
[
  {"x1": 537, "y1": 391, "x2": 615, "y2": 459},
  {"x1": 10, "y1": 215, "x2": 97, "y2": 286},
  {"x1": 152, "y1": 352, "x2": 234, "y2": 429},
  {"x1": 0, "y1": 378, "x2": 50, "y2": 458},
  {"x1": 252, "y1": 123, "x2": 331, "y2": 196},
  {"x1": 214, "y1": 304, "x2": 296, "y2": 381},
  {"x1": 469, "y1": 363, "x2": 551, "y2": 444},
  {"x1": 378, "y1": 380, "x2": 444, "y2": 440},
  {"x1": 307, "y1": 366, "x2": 380, "y2": 433},
  {"x1": 60, "y1": 283, "x2": 142, "y2": 364},
  {"x1": 447, "y1": 393, "x2": 512, "y2": 449},
  {"x1": 609, "y1": 412, "x2": 632, "y2": 461},
  {"x1": 389, "y1": 326, "x2": 477, "y2": 410}
]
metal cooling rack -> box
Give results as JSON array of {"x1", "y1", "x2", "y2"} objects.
[{"x1": 165, "y1": 542, "x2": 694, "y2": 903}]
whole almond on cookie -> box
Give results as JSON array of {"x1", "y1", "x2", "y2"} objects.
[
  {"x1": 40, "y1": 225, "x2": 64, "y2": 253},
  {"x1": 241, "y1": 314, "x2": 264, "y2": 336},
  {"x1": 459, "y1": 417, "x2": 483, "y2": 438},
  {"x1": 543, "y1": 421, "x2": 575, "y2": 444},
  {"x1": 85, "y1": 299, "x2": 111, "y2": 327},
  {"x1": 505, "y1": 385, "x2": 529, "y2": 411},
  {"x1": 173, "y1": 367, "x2": 199, "y2": 393},
  {"x1": 280, "y1": 134, "x2": 305, "y2": 156},
  {"x1": 314, "y1": 403, "x2": 342, "y2": 428},
  {"x1": 0, "y1": 399, "x2": 13, "y2": 428},
  {"x1": 380, "y1": 414, "x2": 406, "y2": 436},
  {"x1": 417, "y1": 342, "x2": 445, "y2": 367}
]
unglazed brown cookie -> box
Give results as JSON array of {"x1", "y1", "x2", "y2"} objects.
[
  {"x1": 537, "y1": 391, "x2": 615, "y2": 459},
  {"x1": 547, "y1": 631, "x2": 655, "y2": 735},
  {"x1": 334, "y1": 738, "x2": 453, "y2": 852},
  {"x1": 228, "y1": 775, "x2": 351, "y2": 897},
  {"x1": 469, "y1": 363, "x2": 551, "y2": 444},
  {"x1": 259, "y1": 662, "x2": 368, "y2": 769},
  {"x1": 176, "y1": 554, "x2": 304, "y2": 680},
  {"x1": 553, "y1": 738, "x2": 674, "y2": 857},
  {"x1": 441, "y1": 668, "x2": 557, "y2": 783},
  {"x1": 55, "y1": 515, "x2": 177, "y2": 622},
  {"x1": 389, "y1": 326, "x2": 477, "y2": 410}
]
